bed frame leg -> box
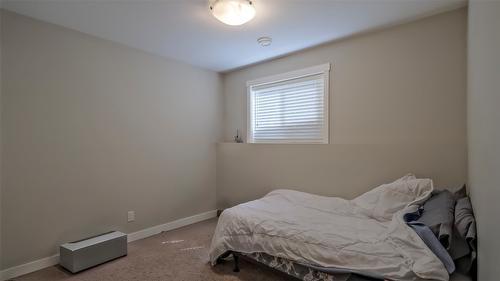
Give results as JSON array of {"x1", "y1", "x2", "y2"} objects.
[{"x1": 232, "y1": 254, "x2": 240, "y2": 272}]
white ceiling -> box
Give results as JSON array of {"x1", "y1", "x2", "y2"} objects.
[{"x1": 2, "y1": 0, "x2": 466, "y2": 72}]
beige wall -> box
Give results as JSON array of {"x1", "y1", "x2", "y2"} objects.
[
  {"x1": 218, "y1": 8, "x2": 467, "y2": 208},
  {"x1": 467, "y1": 1, "x2": 500, "y2": 280},
  {"x1": 0, "y1": 9, "x2": 3, "y2": 271},
  {"x1": 0, "y1": 11, "x2": 222, "y2": 269}
]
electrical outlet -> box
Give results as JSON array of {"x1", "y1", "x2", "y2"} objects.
[{"x1": 127, "y1": 211, "x2": 135, "y2": 222}]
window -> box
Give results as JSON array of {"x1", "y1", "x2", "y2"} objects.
[{"x1": 247, "y1": 64, "x2": 330, "y2": 144}]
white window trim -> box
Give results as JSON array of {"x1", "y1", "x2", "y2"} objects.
[{"x1": 246, "y1": 63, "x2": 330, "y2": 144}]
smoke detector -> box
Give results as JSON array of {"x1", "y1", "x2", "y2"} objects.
[{"x1": 257, "y1": 36, "x2": 272, "y2": 47}]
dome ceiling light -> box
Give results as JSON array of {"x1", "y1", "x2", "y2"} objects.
[{"x1": 209, "y1": 0, "x2": 256, "y2": 26}]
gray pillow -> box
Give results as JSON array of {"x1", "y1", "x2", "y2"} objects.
[
  {"x1": 450, "y1": 196, "x2": 477, "y2": 274},
  {"x1": 455, "y1": 197, "x2": 476, "y2": 239},
  {"x1": 417, "y1": 190, "x2": 456, "y2": 249},
  {"x1": 453, "y1": 184, "x2": 467, "y2": 200},
  {"x1": 433, "y1": 184, "x2": 466, "y2": 199}
]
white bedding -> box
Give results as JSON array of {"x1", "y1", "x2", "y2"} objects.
[{"x1": 209, "y1": 175, "x2": 449, "y2": 281}]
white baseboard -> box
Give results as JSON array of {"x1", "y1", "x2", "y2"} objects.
[
  {"x1": 0, "y1": 210, "x2": 217, "y2": 281},
  {"x1": 0, "y1": 255, "x2": 59, "y2": 281},
  {"x1": 127, "y1": 210, "x2": 217, "y2": 242}
]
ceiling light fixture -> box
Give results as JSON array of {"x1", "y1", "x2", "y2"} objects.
[
  {"x1": 209, "y1": 0, "x2": 256, "y2": 26},
  {"x1": 257, "y1": 36, "x2": 272, "y2": 47}
]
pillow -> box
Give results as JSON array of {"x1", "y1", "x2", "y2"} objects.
[
  {"x1": 432, "y1": 184, "x2": 467, "y2": 199},
  {"x1": 393, "y1": 173, "x2": 417, "y2": 183},
  {"x1": 449, "y1": 226, "x2": 470, "y2": 260},
  {"x1": 416, "y1": 190, "x2": 456, "y2": 249},
  {"x1": 452, "y1": 184, "x2": 467, "y2": 200},
  {"x1": 352, "y1": 174, "x2": 433, "y2": 221},
  {"x1": 455, "y1": 197, "x2": 476, "y2": 239},
  {"x1": 450, "y1": 196, "x2": 477, "y2": 274}
]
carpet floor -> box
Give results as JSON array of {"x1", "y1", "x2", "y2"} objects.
[{"x1": 12, "y1": 218, "x2": 291, "y2": 281}]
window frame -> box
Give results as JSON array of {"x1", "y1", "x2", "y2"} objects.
[{"x1": 246, "y1": 63, "x2": 330, "y2": 144}]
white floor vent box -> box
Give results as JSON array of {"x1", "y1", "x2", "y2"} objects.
[{"x1": 60, "y1": 231, "x2": 127, "y2": 273}]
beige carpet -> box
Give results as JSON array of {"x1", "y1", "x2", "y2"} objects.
[{"x1": 12, "y1": 218, "x2": 291, "y2": 281}]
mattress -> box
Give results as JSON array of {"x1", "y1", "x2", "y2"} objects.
[
  {"x1": 239, "y1": 252, "x2": 471, "y2": 281},
  {"x1": 210, "y1": 175, "x2": 448, "y2": 280}
]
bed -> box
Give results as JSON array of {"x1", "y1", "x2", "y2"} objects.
[{"x1": 209, "y1": 175, "x2": 476, "y2": 281}]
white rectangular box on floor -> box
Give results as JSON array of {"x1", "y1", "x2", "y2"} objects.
[{"x1": 59, "y1": 231, "x2": 127, "y2": 273}]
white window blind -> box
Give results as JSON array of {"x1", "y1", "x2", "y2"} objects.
[{"x1": 247, "y1": 64, "x2": 329, "y2": 144}]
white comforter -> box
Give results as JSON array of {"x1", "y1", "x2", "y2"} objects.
[{"x1": 209, "y1": 175, "x2": 449, "y2": 281}]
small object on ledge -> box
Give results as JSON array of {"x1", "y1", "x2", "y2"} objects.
[{"x1": 234, "y1": 129, "x2": 244, "y2": 143}]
